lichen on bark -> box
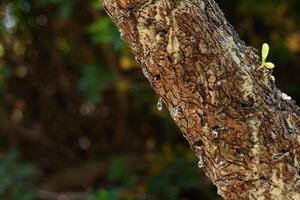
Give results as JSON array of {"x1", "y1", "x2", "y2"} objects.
[{"x1": 102, "y1": 0, "x2": 300, "y2": 199}]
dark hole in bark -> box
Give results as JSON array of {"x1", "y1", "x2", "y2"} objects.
[
  {"x1": 236, "y1": 100, "x2": 253, "y2": 108},
  {"x1": 141, "y1": 18, "x2": 151, "y2": 27},
  {"x1": 212, "y1": 125, "x2": 221, "y2": 131},
  {"x1": 158, "y1": 31, "x2": 167, "y2": 37},
  {"x1": 128, "y1": 4, "x2": 134, "y2": 11},
  {"x1": 197, "y1": 84, "x2": 206, "y2": 98},
  {"x1": 235, "y1": 148, "x2": 242, "y2": 157},
  {"x1": 288, "y1": 127, "x2": 294, "y2": 135},
  {"x1": 199, "y1": 114, "x2": 207, "y2": 126},
  {"x1": 259, "y1": 176, "x2": 268, "y2": 181},
  {"x1": 154, "y1": 75, "x2": 161, "y2": 81},
  {"x1": 193, "y1": 140, "x2": 204, "y2": 148},
  {"x1": 287, "y1": 156, "x2": 293, "y2": 164},
  {"x1": 155, "y1": 26, "x2": 168, "y2": 36}
]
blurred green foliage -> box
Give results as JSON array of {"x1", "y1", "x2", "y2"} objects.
[
  {"x1": 0, "y1": 0, "x2": 299, "y2": 199},
  {"x1": 79, "y1": 64, "x2": 116, "y2": 103},
  {"x1": 87, "y1": 151, "x2": 214, "y2": 200},
  {"x1": 88, "y1": 17, "x2": 123, "y2": 49},
  {"x1": 0, "y1": 66, "x2": 12, "y2": 94},
  {"x1": 0, "y1": 151, "x2": 36, "y2": 200},
  {"x1": 88, "y1": 189, "x2": 124, "y2": 200}
]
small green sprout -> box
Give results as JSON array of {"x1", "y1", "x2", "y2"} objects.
[{"x1": 261, "y1": 43, "x2": 275, "y2": 69}]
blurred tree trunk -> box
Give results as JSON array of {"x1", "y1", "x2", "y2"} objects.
[{"x1": 102, "y1": 0, "x2": 300, "y2": 199}]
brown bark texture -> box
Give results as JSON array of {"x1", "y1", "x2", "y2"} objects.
[{"x1": 102, "y1": 0, "x2": 300, "y2": 199}]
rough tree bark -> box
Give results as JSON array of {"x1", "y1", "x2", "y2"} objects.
[{"x1": 102, "y1": 0, "x2": 300, "y2": 199}]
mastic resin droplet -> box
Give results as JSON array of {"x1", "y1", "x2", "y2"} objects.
[
  {"x1": 157, "y1": 97, "x2": 163, "y2": 111},
  {"x1": 212, "y1": 130, "x2": 219, "y2": 139},
  {"x1": 142, "y1": 68, "x2": 150, "y2": 79},
  {"x1": 198, "y1": 154, "x2": 204, "y2": 168},
  {"x1": 171, "y1": 106, "x2": 182, "y2": 119}
]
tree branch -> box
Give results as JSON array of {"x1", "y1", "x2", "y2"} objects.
[{"x1": 102, "y1": 0, "x2": 300, "y2": 199}]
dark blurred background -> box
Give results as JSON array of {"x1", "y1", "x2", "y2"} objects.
[{"x1": 0, "y1": 0, "x2": 299, "y2": 199}]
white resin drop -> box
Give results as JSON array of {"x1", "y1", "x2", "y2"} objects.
[
  {"x1": 270, "y1": 75, "x2": 275, "y2": 82},
  {"x1": 171, "y1": 106, "x2": 182, "y2": 119},
  {"x1": 119, "y1": 30, "x2": 125, "y2": 40},
  {"x1": 142, "y1": 68, "x2": 150, "y2": 79},
  {"x1": 198, "y1": 154, "x2": 204, "y2": 168},
  {"x1": 281, "y1": 92, "x2": 292, "y2": 101},
  {"x1": 212, "y1": 130, "x2": 219, "y2": 139},
  {"x1": 157, "y1": 97, "x2": 163, "y2": 111},
  {"x1": 190, "y1": 36, "x2": 196, "y2": 43}
]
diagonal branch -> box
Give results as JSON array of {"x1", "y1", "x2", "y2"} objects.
[{"x1": 102, "y1": 0, "x2": 300, "y2": 199}]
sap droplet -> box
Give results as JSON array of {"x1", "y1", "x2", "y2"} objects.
[
  {"x1": 119, "y1": 30, "x2": 125, "y2": 40},
  {"x1": 216, "y1": 81, "x2": 222, "y2": 86},
  {"x1": 142, "y1": 67, "x2": 150, "y2": 79},
  {"x1": 198, "y1": 154, "x2": 204, "y2": 168},
  {"x1": 212, "y1": 130, "x2": 219, "y2": 139},
  {"x1": 171, "y1": 106, "x2": 182, "y2": 119},
  {"x1": 157, "y1": 97, "x2": 163, "y2": 111},
  {"x1": 270, "y1": 75, "x2": 275, "y2": 82},
  {"x1": 190, "y1": 36, "x2": 196, "y2": 43},
  {"x1": 281, "y1": 92, "x2": 292, "y2": 101}
]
